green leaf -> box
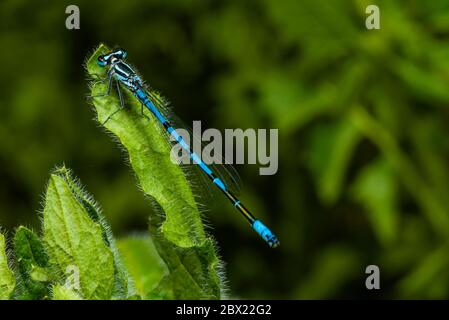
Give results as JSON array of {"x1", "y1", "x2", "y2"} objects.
[
  {"x1": 397, "y1": 245, "x2": 449, "y2": 298},
  {"x1": 259, "y1": 74, "x2": 336, "y2": 133},
  {"x1": 13, "y1": 227, "x2": 51, "y2": 300},
  {"x1": 117, "y1": 235, "x2": 168, "y2": 299},
  {"x1": 294, "y1": 245, "x2": 359, "y2": 299},
  {"x1": 307, "y1": 117, "x2": 361, "y2": 205},
  {"x1": 351, "y1": 159, "x2": 399, "y2": 246},
  {"x1": 393, "y1": 58, "x2": 449, "y2": 104},
  {"x1": 43, "y1": 168, "x2": 115, "y2": 299},
  {"x1": 87, "y1": 44, "x2": 223, "y2": 299},
  {"x1": 0, "y1": 233, "x2": 15, "y2": 300},
  {"x1": 265, "y1": 0, "x2": 357, "y2": 62},
  {"x1": 52, "y1": 166, "x2": 135, "y2": 299},
  {"x1": 149, "y1": 223, "x2": 222, "y2": 299},
  {"x1": 52, "y1": 284, "x2": 83, "y2": 300}
]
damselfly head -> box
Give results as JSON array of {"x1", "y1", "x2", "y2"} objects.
[{"x1": 97, "y1": 48, "x2": 128, "y2": 67}]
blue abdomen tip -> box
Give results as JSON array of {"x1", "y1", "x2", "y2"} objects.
[{"x1": 252, "y1": 220, "x2": 280, "y2": 248}]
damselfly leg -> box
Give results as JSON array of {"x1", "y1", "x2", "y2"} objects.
[
  {"x1": 101, "y1": 81, "x2": 127, "y2": 126},
  {"x1": 87, "y1": 73, "x2": 113, "y2": 100},
  {"x1": 87, "y1": 71, "x2": 128, "y2": 125}
]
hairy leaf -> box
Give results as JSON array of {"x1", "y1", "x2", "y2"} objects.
[
  {"x1": 87, "y1": 44, "x2": 223, "y2": 299},
  {"x1": 117, "y1": 235, "x2": 168, "y2": 299},
  {"x1": 13, "y1": 227, "x2": 51, "y2": 300},
  {"x1": 52, "y1": 166, "x2": 134, "y2": 298},
  {"x1": 0, "y1": 233, "x2": 15, "y2": 300},
  {"x1": 43, "y1": 168, "x2": 115, "y2": 299}
]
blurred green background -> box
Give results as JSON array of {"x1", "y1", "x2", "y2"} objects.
[{"x1": 1, "y1": 0, "x2": 449, "y2": 299}]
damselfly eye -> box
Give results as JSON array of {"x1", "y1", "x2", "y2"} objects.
[
  {"x1": 97, "y1": 55, "x2": 107, "y2": 67},
  {"x1": 114, "y1": 48, "x2": 127, "y2": 59}
]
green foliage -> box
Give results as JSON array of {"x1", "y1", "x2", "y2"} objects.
[
  {"x1": 0, "y1": 41, "x2": 225, "y2": 299},
  {"x1": 0, "y1": 162, "x2": 223, "y2": 299},
  {"x1": 1, "y1": 0, "x2": 449, "y2": 299},
  {"x1": 117, "y1": 234, "x2": 223, "y2": 299}
]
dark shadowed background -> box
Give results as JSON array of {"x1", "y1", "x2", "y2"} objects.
[{"x1": 1, "y1": 0, "x2": 449, "y2": 299}]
